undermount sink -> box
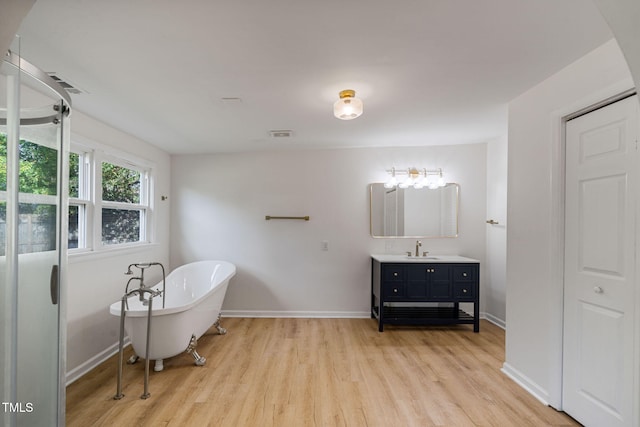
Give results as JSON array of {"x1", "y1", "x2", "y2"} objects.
[{"x1": 406, "y1": 256, "x2": 439, "y2": 260}]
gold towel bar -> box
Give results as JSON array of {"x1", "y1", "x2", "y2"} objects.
[{"x1": 265, "y1": 215, "x2": 310, "y2": 221}]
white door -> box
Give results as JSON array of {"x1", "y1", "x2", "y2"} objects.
[{"x1": 563, "y1": 95, "x2": 639, "y2": 426}]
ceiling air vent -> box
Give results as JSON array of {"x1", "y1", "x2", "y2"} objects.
[
  {"x1": 269, "y1": 130, "x2": 293, "y2": 138},
  {"x1": 47, "y1": 74, "x2": 84, "y2": 94}
]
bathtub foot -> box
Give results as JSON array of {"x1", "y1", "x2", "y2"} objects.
[
  {"x1": 213, "y1": 315, "x2": 227, "y2": 335},
  {"x1": 154, "y1": 359, "x2": 164, "y2": 372},
  {"x1": 186, "y1": 334, "x2": 207, "y2": 366},
  {"x1": 192, "y1": 351, "x2": 207, "y2": 366},
  {"x1": 127, "y1": 354, "x2": 139, "y2": 365}
]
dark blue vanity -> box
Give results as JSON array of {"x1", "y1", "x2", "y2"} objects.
[{"x1": 371, "y1": 255, "x2": 480, "y2": 332}]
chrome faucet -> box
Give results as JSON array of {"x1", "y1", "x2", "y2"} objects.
[
  {"x1": 124, "y1": 262, "x2": 167, "y2": 307},
  {"x1": 415, "y1": 240, "x2": 422, "y2": 257}
]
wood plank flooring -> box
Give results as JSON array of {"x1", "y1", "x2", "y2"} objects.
[{"x1": 66, "y1": 318, "x2": 580, "y2": 427}]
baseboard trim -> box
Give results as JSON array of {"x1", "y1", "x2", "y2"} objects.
[
  {"x1": 501, "y1": 362, "x2": 550, "y2": 406},
  {"x1": 222, "y1": 310, "x2": 371, "y2": 319},
  {"x1": 481, "y1": 312, "x2": 506, "y2": 329},
  {"x1": 65, "y1": 338, "x2": 130, "y2": 386}
]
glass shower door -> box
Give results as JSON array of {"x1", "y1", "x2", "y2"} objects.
[{"x1": 1, "y1": 43, "x2": 70, "y2": 427}]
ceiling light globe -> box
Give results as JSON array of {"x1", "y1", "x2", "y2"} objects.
[{"x1": 333, "y1": 90, "x2": 363, "y2": 120}]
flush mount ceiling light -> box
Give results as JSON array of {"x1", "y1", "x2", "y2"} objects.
[{"x1": 333, "y1": 89, "x2": 363, "y2": 120}]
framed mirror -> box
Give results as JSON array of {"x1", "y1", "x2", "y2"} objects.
[{"x1": 369, "y1": 183, "x2": 459, "y2": 238}]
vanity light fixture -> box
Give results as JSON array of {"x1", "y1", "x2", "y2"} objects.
[
  {"x1": 384, "y1": 167, "x2": 398, "y2": 188},
  {"x1": 385, "y1": 167, "x2": 446, "y2": 189},
  {"x1": 398, "y1": 168, "x2": 420, "y2": 189},
  {"x1": 333, "y1": 89, "x2": 363, "y2": 120}
]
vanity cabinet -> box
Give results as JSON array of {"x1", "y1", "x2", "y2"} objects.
[{"x1": 371, "y1": 256, "x2": 479, "y2": 332}]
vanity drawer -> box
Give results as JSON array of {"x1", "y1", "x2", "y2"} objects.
[
  {"x1": 453, "y1": 265, "x2": 477, "y2": 282},
  {"x1": 453, "y1": 283, "x2": 476, "y2": 300},
  {"x1": 383, "y1": 265, "x2": 405, "y2": 282},
  {"x1": 383, "y1": 283, "x2": 406, "y2": 299}
]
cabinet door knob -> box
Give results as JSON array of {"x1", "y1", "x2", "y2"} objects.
[
  {"x1": 462, "y1": 289, "x2": 467, "y2": 293},
  {"x1": 463, "y1": 272, "x2": 468, "y2": 277},
  {"x1": 393, "y1": 288, "x2": 398, "y2": 293},
  {"x1": 393, "y1": 272, "x2": 398, "y2": 277}
]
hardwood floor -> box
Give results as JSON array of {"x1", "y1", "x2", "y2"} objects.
[{"x1": 67, "y1": 318, "x2": 580, "y2": 427}]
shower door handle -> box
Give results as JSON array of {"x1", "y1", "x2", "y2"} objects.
[{"x1": 50, "y1": 264, "x2": 59, "y2": 305}]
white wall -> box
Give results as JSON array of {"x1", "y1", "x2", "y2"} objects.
[
  {"x1": 65, "y1": 111, "x2": 171, "y2": 382},
  {"x1": 504, "y1": 39, "x2": 634, "y2": 407},
  {"x1": 171, "y1": 144, "x2": 490, "y2": 318}
]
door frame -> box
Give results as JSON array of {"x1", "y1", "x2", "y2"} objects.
[{"x1": 548, "y1": 86, "x2": 638, "y2": 417}]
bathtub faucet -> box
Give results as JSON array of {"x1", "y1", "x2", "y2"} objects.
[
  {"x1": 124, "y1": 262, "x2": 167, "y2": 308},
  {"x1": 124, "y1": 276, "x2": 144, "y2": 305}
]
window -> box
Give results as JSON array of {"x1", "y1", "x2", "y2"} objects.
[
  {"x1": 68, "y1": 142, "x2": 153, "y2": 254},
  {"x1": 0, "y1": 134, "x2": 60, "y2": 255},
  {"x1": 0, "y1": 134, "x2": 153, "y2": 255},
  {"x1": 100, "y1": 160, "x2": 149, "y2": 246}
]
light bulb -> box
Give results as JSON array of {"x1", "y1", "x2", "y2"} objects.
[
  {"x1": 384, "y1": 168, "x2": 398, "y2": 188},
  {"x1": 384, "y1": 176, "x2": 397, "y2": 188}
]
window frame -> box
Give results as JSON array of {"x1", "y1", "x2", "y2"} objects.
[
  {"x1": 68, "y1": 146, "x2": 92, "y2": 252},
  {"x1": 68, "y1": 137, "x2": 155, "y2": 256}
]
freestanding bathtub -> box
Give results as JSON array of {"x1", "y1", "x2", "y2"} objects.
[{"x1": 109, "y1": 260, "x2": 235, "y2": 371}]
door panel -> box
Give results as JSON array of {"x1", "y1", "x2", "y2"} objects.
[
  {"x1": 579, "y1": 174, "x2": 625, "y2": 279},
  {"x1": 563, "y1": 95, "x2": 638, "y2": 427},
  {"x1": 577, "y1": 302, "x2": 624, "y2": 416},
  {"x1": 15, "y1": 121, "x2": 64, "y2": 427}
]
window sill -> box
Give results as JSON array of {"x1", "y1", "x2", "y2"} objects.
[{"x1": 69, "y1": 242, "x2": 161, "y2": 264}]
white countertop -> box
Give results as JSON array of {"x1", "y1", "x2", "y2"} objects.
[{"x1": 371, "y1": 254, "x2": 480, "y2": 263}]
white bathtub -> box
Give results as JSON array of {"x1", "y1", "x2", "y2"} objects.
[{"x1": 109, "y1": 260, "x2": 235, "y2": 370}]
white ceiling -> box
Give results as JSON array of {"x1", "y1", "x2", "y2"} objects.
[{"x1": 16, "y1": 0, "x2": 613, "y2": 154}]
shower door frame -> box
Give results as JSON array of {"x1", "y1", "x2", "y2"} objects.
[{"x1": 2, "y1": 48, "x2": 71, "y2": 427}]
